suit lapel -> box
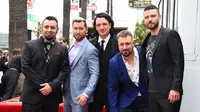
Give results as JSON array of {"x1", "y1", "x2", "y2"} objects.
[
  {"x1": 38, "y1": 37, "x2": 46, "y2": 60},
  {"x1": 152, "y1": 27, "x2": 165, "y2": 56},
  {"x1": 118, "y1": 54, "x2": 133, "y2": 84},
  {"x1": 70, "y1": 40, "x2": 89, "y2": 70}
]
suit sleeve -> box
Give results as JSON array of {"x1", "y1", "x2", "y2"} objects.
[
  {"x1": 108, "y1": 59, "x2": 119, "y2": 112},
  {"x1": 83, "y1": 48, "x2": 99, "y2": 97},
  {"x1": 49, "y1": 47, "x2": 69, "y2": 91},
  {"x1": 21, "y1": 42, "x2": 46, "y2": 89},
  {"x1": 167, "y1": 30, "x2": 184, "y2": 92}
]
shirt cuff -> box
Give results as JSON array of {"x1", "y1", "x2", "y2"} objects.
[{"x1": 82, "y1": 93, "x2": 89, "y2": 98}]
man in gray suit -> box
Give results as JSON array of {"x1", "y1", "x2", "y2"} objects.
[{"x1": 63, "y1": 17, "x2": 99, "y2": 112}]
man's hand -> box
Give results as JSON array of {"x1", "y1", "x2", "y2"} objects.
[
  {"x1": 40, "y1": 83, "x2": 52, "y2": 96},
  {"x1": 168, "y1": 90, "x2": 180, "y2": 104},
  {"x1": 76, "y1": 94, "x2": 88, "y2": 106}
]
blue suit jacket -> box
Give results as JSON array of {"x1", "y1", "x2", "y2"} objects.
[
  {"x1": 64, "y1": 39, "x2": 99, "y2": 104},
  {"x1": 108, "y1": 46, "x2": 148, "y2": 112}
]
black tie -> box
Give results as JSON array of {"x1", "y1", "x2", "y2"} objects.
[{"x1": 101, "y1": 40, "x2": 105, "y2": 52}]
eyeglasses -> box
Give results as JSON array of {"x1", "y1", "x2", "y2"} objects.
[{"x1": 60, "y1": 42, "x2": 63, "y2": 44}]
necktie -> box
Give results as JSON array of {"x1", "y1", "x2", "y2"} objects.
[
  {"x1": 101, "y1": 40, "x2": 105, "y2": 52},
  {"x1": 44, "y1": 42, "x2": 52, "y2": 54}
]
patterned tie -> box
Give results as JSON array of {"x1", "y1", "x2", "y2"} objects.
[{"x1": 44, "y1": 42, "x2": 52, "y2": 63}]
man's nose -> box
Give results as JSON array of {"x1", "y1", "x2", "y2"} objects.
[
  {"x1": 47, "y1": 28, "x2": 52, "y2": 31},
  {"x1": 123, "y1": 45, "x2": 127, "y2": 49},
  {"x1": 148, "y1": 17, "x2": 152, "y2": 22},
  {"x1": 100, "y1": 25, "x2": 104, "y2": 29},
  {"x1": 76, "y1": 29, "x2": 80, "y2": 33}
]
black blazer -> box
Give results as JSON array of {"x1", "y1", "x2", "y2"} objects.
[
  {"x1": 140, "y1": 27, "x2": 184, "y2": 96},
  {"x1": 1, "y1": 56, "x2": 21, "y2": 101},
  {"x1": 90, "y1": 34, "x2": 119, "y2": 101},
  {"x1": 20, "y1": 37, "x2": 69, "y2": 104}
]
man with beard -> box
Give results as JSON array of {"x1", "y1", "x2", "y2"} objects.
[
  {"x1": 63, "y1": 17, "x2": 99, "y2": 112},
  {"x1": 20, "y1": 16, "x2": 69, "y2": 112},
  {"x1": 140, "y1": 5, "x2": 184, "y2": 112},
  {"x1": 108, "y1": 30, "x2": 148, "y2": 112}
]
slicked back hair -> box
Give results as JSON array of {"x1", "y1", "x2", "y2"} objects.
[
  {"x1": 42, "y1": 16, "x2": 58, "y2": 28},
  {"x1": 93, "y1": 12, "x2": 114, "y2": 36},
  {"x1": 144, "y1": 5, "x2": 160, "y2": 15},
  {"x1": 117, "y1": 30, "x2": 134, "y2": 40}
]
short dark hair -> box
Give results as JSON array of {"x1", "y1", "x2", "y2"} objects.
[
  {"x1": 144, "y1": 5, "x2": 160, "y2": 15},
  {"x1": 93, "y1": 12, "x2": 114, "y2": 35},
  {"x1": 42, "y1": 16, "x2": 58, "y2": 28},
  {"x1": 72, "y1": 17, "x2": 87, "y2": 27},
  {"x1": 117, "y1": 30, "x2": 134, "y2": 40}
]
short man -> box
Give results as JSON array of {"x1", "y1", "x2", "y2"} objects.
[
  {"x1": 63, "y1": 17, "x2": 99, "y2": 112},
  {"x1": 20, "y1": 16, "x2": 69, "y2": 112},
  {"x1": 140, "y1": 5, "x2": 184, "y2": 112},
  {"x1": 108, "y1": 30, "x2": 148, "y2": 112},
  {"x1": 89, "y1": 12, "x2": 119, "y2": 112}
]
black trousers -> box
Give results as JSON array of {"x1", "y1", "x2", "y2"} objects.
[
  {"x1": 88, "y1": 101, "x2": 110, "y2": 112},
  {"x1": 148, "y1": 92, "x2": 182, "y2": 112},
  {"x1": 22, "y1": 102, "x2": 59, "y2": 112},
  {"x1": 119, "y1": 96, "x2": 148, "y2": 112},
  {"x1": 1, "y1": 70, "x2": 20, "y2": 101}
]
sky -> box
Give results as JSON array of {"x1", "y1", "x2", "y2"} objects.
[
  {"x1": 0, "y1": 0, "x2": 9, "y2": 33},
  {"x1": 0, "y1": 0, "x2": 63, "y2": 33}
]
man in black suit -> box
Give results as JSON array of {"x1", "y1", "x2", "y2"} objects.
[
  {"x1": 140, "y1": 5, "x2": 184, "y2": 112},
  {"x1": 20, "y1": 16, "x2": 69, "y2": 112},
  {"x1": 89, "y1": 12, "x2": 119, "y2": 112}
]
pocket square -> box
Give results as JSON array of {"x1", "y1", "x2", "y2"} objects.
[{"x1": 55, "y1": 52, "x2": 60, "y2": 55}]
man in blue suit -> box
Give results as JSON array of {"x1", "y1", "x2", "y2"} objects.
[
  {"x1": 108, "y1": 30, "x2": 148, "y2": 112},
  {"x1": 63, "y1": 17, "x2": 99, "y2": 112}
]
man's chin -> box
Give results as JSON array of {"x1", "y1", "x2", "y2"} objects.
[{"x1": 45, "y1": 36, "x2": 55, "y2": 41}]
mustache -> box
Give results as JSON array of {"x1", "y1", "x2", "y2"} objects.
[{"x1": 149, "y1": 21, "x2": 155, "y2": 24}]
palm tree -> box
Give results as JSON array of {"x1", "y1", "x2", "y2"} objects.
[
  {"x1": 63, "y1": 0, "x2": 71, "y2": 44},
  {"x1": 9, "y1": 0, "x2": 27, "y2": 52},
  {"x1": 80, "y1": 0, "x2": 87, "y2": 19}
]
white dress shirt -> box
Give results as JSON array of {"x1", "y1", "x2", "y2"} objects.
[
  {"x1": 122, "y1": 47, "x2": 140, "y2": 86},
  {"x1": 98, "y1": 34, "x2": 111, "y2": 51}
]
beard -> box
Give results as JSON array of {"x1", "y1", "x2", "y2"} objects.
[
  {"x1": 74, "y1": 35, "x2": 85, "y2": 42},
  {"x1": 147, "y1": 21, "x2": 159, "y2": 30},
  {"x1": 44, "y1": 35, "x2": 55, "y2": 41},
  {"x1": 122, "y1": 50, "x2": 132, "y2": 57}
]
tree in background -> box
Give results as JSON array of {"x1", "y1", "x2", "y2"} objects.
[
  {"x1": 134, "y1": 20, "x2": 149, "y2": 45},
  {"x1": 32, "y1": 22, "x2": 42, "y2": 38},
  {"x1": 9, "y1": 0, "x2": 27, "y2": 51},
  {"x1": 63, "y1": 0, "x2": 71, "y2": 44}
]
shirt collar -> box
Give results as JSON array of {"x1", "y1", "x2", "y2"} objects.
[
  {"x1": 98, "y1": 34, "x2": 111, "y2": 43},
  {"x1": 122, "y1": 47, "x2": 139, "y2": 63},
  {"x1": 43, "y1": 37, "x2": 55, "y2": 45}
]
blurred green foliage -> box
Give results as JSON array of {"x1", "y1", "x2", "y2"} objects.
[{"x1": 134, "y1": 20, "x2": 149, "y2": 45}]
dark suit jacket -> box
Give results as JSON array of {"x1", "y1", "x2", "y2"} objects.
[
  {"x1": 90, "y1": 34, "x2": 119, "y2": 102},
  {"x1": 140, "y1": 27, "x2": 184, "y2": 96},
  {"x1": 20, "y1": 37, "x2": 69, "y2": 104},
  {"x1": 108, "y1": 46, "x2": 148, "y2": 112},
  {"x1": 1, "y1": 56, "x2": 21, "y2": 101}
]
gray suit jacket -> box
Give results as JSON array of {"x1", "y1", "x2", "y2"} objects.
[{"x1": 65, "y1": 39, "x2": 99, "y2": 103}]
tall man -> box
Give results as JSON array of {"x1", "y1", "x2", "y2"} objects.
[
  {"x1": 108, "y1": 30, "x2": 148, "y2": 112},
  {"x1": 89, "y1": 12, "x2": 119, "y2": 112},
  {"x1": 63, "y1": 17, "x2": 99, "y2": 112},
  {"x1": 140, "y1": 5, "x2": 184, "y2": 112},
  {"x1": 20, "y1": 16, "x2": 69, "y2": 112}
]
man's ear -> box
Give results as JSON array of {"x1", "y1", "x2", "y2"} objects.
[{"x1": 57, "y1": 27, "x2": 59, "y2": 33}]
